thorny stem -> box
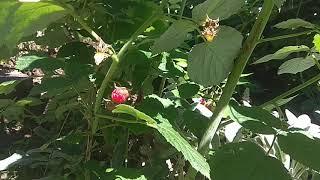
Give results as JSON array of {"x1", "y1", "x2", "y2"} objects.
[{"x1": 186, "y1": 0, "x2": 275, "y2": 178}]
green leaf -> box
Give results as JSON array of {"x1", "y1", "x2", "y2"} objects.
[
  {"x1": 111, "y1": 128, "x2": 129, "y2": 168},
  {"x1": 16, "y1": 97, "x2": 42, "y2": 106},
  {"x1": 155, "y1": 115, "x2": 210, "y2": 179},
  {"x1": 177, "y1": 82, "x2": 200, "y2": 98},
  {"x1": 151, "y1": 20, "x2": 196, "y2": 54},
  {"x1": 227, "y1": 101, "x2": 287, "y2": 134},
  {"x1": 112, "y1": 104, "x2": 157, "y2": 125},
  {"x1": 0, "y1": 1, "x2": 66, "y2": 49},
  {"x1": 312, "y1": 173, "x2": 320, "y2": 180},
  {"x1": 273, "y1": 0, "x2": 287, "y2": 8},
  {"x1": 57, "y1": 42, "x2": 95, "y2": 64},
  {"x1": 263, "y1": 95, "x2": 298, "y2": 111},
  {"x1": 313, "y1": 34, "x2": 320, "y2": 53},
  {"x1": 136, "y1": 95, "x2": 174, "y2": 119},
  {"x1": 278, "y1": 131, "x2": 320, "y2": 171},
  {"x1": 253, "y1": 45, "x2": 310, "y2": 64},
  {"x1": 30, "y1": 77, "x2": 72, "y2": 96},
  {"x1": 16, "y1": 56, "x2": 64, "y2": 73},
  {"x1": 55, "y1": 102, "x2": 79, "y2": 120},
  {"x1": 158, "y1": 54, "x2": 186, "y2": 78},
  {"x1": 147, "y1": 94, "x2": 174, "y2": 108},
  {"x1": 2, "y1": 104, "x2": 24, "y2": 121},
  {"x1": 192, "y1": 0, "x2": 245, "y2": 23},
  {"x1": 274, "y1": 18, "x2": 315, "y2": 29},
  {"x1": 35, "y1": 23, "x2": 69, "y2": 48},
  {"x1": 0, "y1": 80, "x2": 21, "y2": 95},
  {"x1": 0, "y1": 99, "x2": 14, "y2": 109},
  {"x1": 123, "y1": 49, "x2": 151, "y2": 89},
  {"x1": 210, "y1": 141, "x2": 291, "y2": 180},
  {"x1": 188, "y1": 26, "x2": 243, "y2": 86},
  {"x1": 278, "y1": 56, "x2": 315, "y2": 74},
  {"x1": 183, "y1": 110, "x2": 209, "y2": 138},
  {"x1": 112, "y1": 105, "x2": 210, "y2": 178}
]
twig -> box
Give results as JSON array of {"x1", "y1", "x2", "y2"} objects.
[{"x1": 260, "y1": 73, "x2": 320, "y2": 108}]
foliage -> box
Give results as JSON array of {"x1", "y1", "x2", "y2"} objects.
[{"x1": 1, "y1": 0, "x2": 320, "y2": 180}]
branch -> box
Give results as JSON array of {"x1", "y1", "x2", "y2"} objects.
[
  {"x1": 92, "y1": 13, "x2": 161, "y2": 133},
  {"x1": 186, "y1": 0, "x2": 275, "y2": 178},
  {"x1": 198, "y1": 0, "x2": 275, "y2": 155}
]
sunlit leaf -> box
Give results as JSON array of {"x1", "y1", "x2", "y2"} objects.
[
  {"x1": 263, "y1": 95, "x2": 298, "y2": 111},
  {"x1": 0, "y1": 80, "x2": 20, "y2": 95},
  {"x1": 112, "y1": 104, "x2": 157, "y2": 125},
  {"x1": 16, "y1": 56, "x2": 64, "y2": 73},
  {"x1": 274, "y1": 18, "x2": 315, "y2": 29},
  {"x1": 0, "y1": 1, "x2": 66, "y2": 49},
  {"x1": 155, "y1": 115, "x2": 210, "y2": 179},
  {"x1": 188, "y1": 26, "x2": 243, "y2": 86},
  {"x1": 151, "y1": 20, "x2": 196, "y2": 54},
  {"x1": 253, "y1": 45, "x2": 310, "y2": 64},
  {"x1": 16, "y1": 97, "x2": 42, "y2": 106},
  {"x1": 112, "y1": 105, "x2": 210, "y2": 178},
  {"x1": 313, "y1": 34, "x2": 320, "y2": 53},
  {"x1": 278, "y1": 56, "x2": 315, "y2": 74}
]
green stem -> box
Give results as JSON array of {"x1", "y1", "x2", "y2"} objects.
[
  {"x1": 178, "y1": 0, "x2": 187, "y2": 19},
  {"x1": 98, "y1": 124, "x2": 119, "y2": 130},
  {"x1": 158, "y1": 77, "x2": 166, "y2": 97},
  {"x1": 92, "y1": 54, "x2": 119, "y2": 132},
  {"x1": 92, "y1": 13, "x2": 160, "y2": 133},
  {"x1": 266, "y1": 135, "x2": 277, "y2": 155},
  {"x1": 260, "y1": 73, "x2": 320, "y2": 108},
  {"x1": 124, "y1": 129, "x2": 129, "y2": 168},
  {"x1": 198, "y1": 0, "x2": 274, "y2": 155},
  {"x1": 52, "y1": 0, "x2": 115, "y2": 53},
  {"x1": 165, "y1": 13, "x2": 195, "y2": 22},
  {"x1": 186, "y1": 1, "x2": 274, "y2": 178},
  {"x1": 258, "y1": 30, "x2": 314, "y2": 44}
]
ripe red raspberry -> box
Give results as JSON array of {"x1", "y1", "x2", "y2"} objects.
[{"x1": 111, "y1": 87, "x2": 130, "y2": 104}]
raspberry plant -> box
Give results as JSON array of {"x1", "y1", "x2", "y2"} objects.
[{"x1": 1, "y1": 0, "x2": 320, "y2": 179}]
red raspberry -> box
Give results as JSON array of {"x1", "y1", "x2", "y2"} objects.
[
  {"x1": 111, "y1": 87, "x2": 130, "y2": 104},
  {"x1": 199, "y1": 98, "x2": 206, "y2": 105}
]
